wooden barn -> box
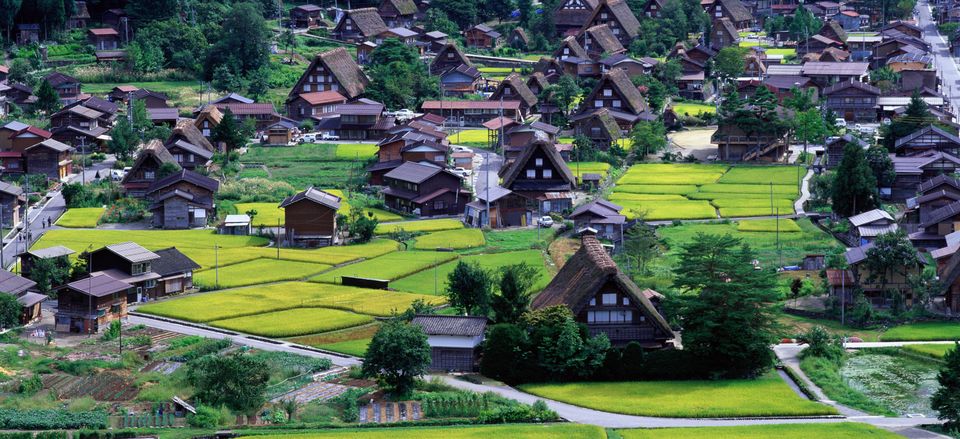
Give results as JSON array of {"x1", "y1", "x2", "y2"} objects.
[{"x1": 280, "y1": 187, "x2": 341, "y2": 248}]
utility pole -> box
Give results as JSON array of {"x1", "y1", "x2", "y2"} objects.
[
  {"x1": 79, "y1": 137, "x2": 86, "y2": 185},
  {"x1": 215, "y1": 244, "x2": 219, "y2": 290},
  {"x1": 277, "y1": 217, "x2": 281, "y2": 258}
]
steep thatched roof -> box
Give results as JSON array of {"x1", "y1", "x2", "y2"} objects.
[
  {"x1": 342, "y1": 8, "x2": 387, "y2": 36},
  {"x1": 317, "y1": 47, "x2": 370, "y2": 99},
  {"x1": 500, "y1": 139, "x2": 576, "y2": 190},
  {"x1": 169, "y1": 119, "x2": 214, "y2": 153},
  {"x1": 491, "y1": 73, "x2": 538, "y2": 109}
]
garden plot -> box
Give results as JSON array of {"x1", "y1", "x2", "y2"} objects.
[
  {"x1": 519, "y1": 372, "x2": 836, "y2": 417},
  {"x1": 209, "y1": 308, "x2": 373, "y2": 337},
  {"x1": 43, "y1": 372, "x2": 139, "y2": 401},
  {"x1": 737, "y1": 219, "x2": 802, "y2": 233},
  {"x1": 609, "y1": 164, "x2": 802, "y2": 220},
  {"x1": 288, "y1": 323, "x2": 380, "y2": 357},
  {"x1": 414, "y1": 229, "x2": 485, "y2": 250},
  {"x1": 391, "y1": 249, "x2": 549, "y2": 296},
  {"x1": 56, "y1": 208, "x2": 105, "y2": 228},
  {"x1": 194, "y1": 258, "x2": 333, "y2": 289},
  {"x1": 271, "y1": 381, "x2": 354, "y2": 404},
  {"x1": 312, "y1": 251, "x2": 459, "y2": 284},
  {"x1": 375, "y1": 218, "x2": 464, "y2": 234},
  {"x1": 239, "y1": 144, "x2": 366, "y2": 188},
  {"x1": 618, "y1": 423, "x2": 900, "y2": 439},
  {"x1": 137, "y1": 281, "x2": 442, "y2": 322}
]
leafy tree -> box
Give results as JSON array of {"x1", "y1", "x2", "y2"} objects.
[
  {"x1": 362, "y1": 320, "x2": 431, "y2": 396},
  {"x1": 424, "y1": 9, "x2": 460, "y2": 36},
  {"x1": 549, "y1": 75, "x2": 581, "y2": 116},
  {"x1": 280, "y1": 29, "x2": 296, "y2": 64},
  {"x1": 446, "y1": 261, "x2": 493, "y2": 315},
  {"x1": 789, "y1": 6, "x2": 821, "y2": 40},
  {"x1": 793, "y1": 108, "x2": 829, "y2": 154},
  {"x1": 882, "y1": 91, "x2": 936, "y2": 150},
  {"x1": 630, "y1": 120, "x2": 667, "y2": 158},
  {"x1": 718, "y1": 89, "x2": 744, "y2": 119},
  {"x1": 7, "y1": 58, "x2": 30, "y2": 84},
  {"x1": 110, "y1": 126, "x2": 142, "y2": 163},
  {"x1": 865, "y1": 145, "x2": 895, "y2": 188},
  {"x1": 523, "y1": 306, "x2": 610, "y2": 380},
  {"x1": 246, "y1": 66, "x2": 270, "y2": 101},
  {"x1": 932, "y1": 342, "x2": 960, "y2": 431},
  {"x1": 749, "y1": 86, "x2": 779, "y2": 120},
  {"x1": 133, "y1": 19, "x2": 208, "y2": 74},
  {"x1": 131, "y1": 99, "x2": 151, "y2": 136},
  {"x1": 365, "y1": 39, "x2": 439, "y2": 109},
  {"x1": 782, "y1": 86, "x2": 816, "y2": 112},
  {"x1": 29, "y1": 256, "x2": 71, "y2": 296},
  {"x1": 157, "y1": 162, "x2": 181, "y2": 178},
  {"x1": 622, "y1": 224, "x2": 660, "y2": 276},
  {"x1": 212, "y1": 108, "x2": 247, "y2": 165},
  {"x1": 712, "y1": 46, "x2": 747, "y2": 86},
  {"x1": 488, "y1": 0, "x2": 517, "y2": 21},
  {"x1": 126, "y1": 0, "x2": 179, "y2": 23},
  {"x1": 349, "y1": 208, "x2": 378, "y2": 243},
  {"x1": 480, "y1": 323, "x2": 529, "y2": 383},
  {"x1": 0, "y1": 293, "x2": 19, "y2": 328},
  {"x1": 204, "y1": 2, "x2": 270, "y2": 79},
  {"x1": 492, "y1": 262, "x2": 538, "y2": 323},
  {"x1": 34, "y1": 80, "x2": 60, "y2": 115},
  {"x1": 186, "y1": 352, "x2": 270, "y2": 414},
  {"x1": 673, "y1": 233, "x2": 780, "y2": 378},
  {"x1": 864, "y1": 230, "x2": 918, "y2": 301},
  {"x1": 127, "y1": 40, "x2": 164, "y2": 74},
  {"x1": 633, "y1": 75, "x2": 668, "y2": 112},
  {"x1": 870, "y1": 67, "x2": 900, "y2": 91},
  {"x1": 831, "y1": 141, "x2": 878, "y2": 217},
  {"x1": 797, "y1": 326, "x2": 844, "y2": 363},
  {"x1": 0, "y1": 0, "x2": 22, "y2": 44},
  {"x1": 909, "y1": 266, "x2": 942, "y2": 311},
  {"x1": 517, "y1": 0, "x2": 533, "y2": 26},
  {"x1": 433, "y1": 0, "x2": 478, "y2": 27}
]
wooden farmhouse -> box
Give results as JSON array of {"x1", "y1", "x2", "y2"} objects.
[
  {"x1": 554, "y1": 0, "x2": 600, "y2": 36},
  {"x1": 382, "y1": 162, "x2": 468, "y2": 217},
  {"x1": 465, "y1": 24, "x2": 501, "y2": 49},
  {"x1": 532, "y1": 229, "x2": 676, "y2": 347},
  {"x1": 848, "y1": 209, "x2": 898, "y2": 245},
  {"x1": 0, "y1": 181, "x2": 25, "y2": 230},
  {"x1": 568, "y1": 199, "x2": 627, "y2": 243},
  {"x1": 332, "y1": 8, "x2": 387, "y2": 43},
  {"x1": 579, "y1": 0, "x2": 641, "y2": 47},
  {"x1": 825, "y1": 134, "x2": 868, "y2": 169},
  {"x1": 22, "y1": 245, "x2": 74, "y2": 280},
  {"x1": 290, "y1": 4, "x2": 323, "y2": 28},
  {"x1": 122, "y1": 140, "x2": 177, "y2": 198},
  {"x1": 411, "y1": 315, "x2": 487, "y2": 372},
  {"x1": 571, "y1": 68, "x2": 652, "y2": 132},
  {"x1": 165, "y1": 119, "x2": 216, "y2": 171},
  {"x1": 844, "y1": 243, "x2": 925, "y2": 308},
  {"x1": 894, "y1": 125, "x2": 960, "y2": 157},
  {"x1": 890, "y1": 151, "x2": 960, "y2": 201},
  {"x1": 55, "y1": 273, "x2": 132, "y2": 333},
  {"x1": 286, "y1": 47, "x2": 369, "y2": 118},
  {"x1": 88, "y1": 242, "x2": 161, "y2": 303},
  {"x1": 577, "y1": 24, "x2": 625, "y2": 61},
  {"x1": 378, "y1": 0, "x2": 419, "y2": 27},
  {"x1": 822, "y1": 79, "x2": 880, "y2": 123},
  {"x1": 44, "y1": 72, "x2": 82, "y2": 104},
  {"x1": 488, "y1": 74, "x2": 538, "y2": 118},
  {"x1": 483, "y1": 139, "x2": 577, "y2": 227},
  {"x1": 0, "y1": 270, "x2": 46, "y2": 325},
  {"x1": 280, "y1": 187, "x2": 341, "y2": 248},
  {"x1": 905, "y1": 175, "x2": 960, "y2": 225},
  {"x1": 146, "y1": 169, "x2": 220, "y2": 230},
  {"x1": 151, "y1": 247, "x2": 201, "y2": 297},
  {"x1": 25, "y1": 139, "x2": 73, "y2": 181},
  {"x1": 911, "y1": 200, "x2": 960, "y2": 249}
]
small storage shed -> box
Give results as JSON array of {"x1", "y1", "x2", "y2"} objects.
[{"x1": 411, "y1": 315, "x2": 487, "y2": 372}]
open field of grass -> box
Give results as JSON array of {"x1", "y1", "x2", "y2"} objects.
[
  {"x1": 288, "y1": 323, "x2": 380, "y2": 356},
  {"x1": 267, "y1": 239, "x2": 399, "y2": 265},
  {"x1": 902, "y1": 343, "x2": 957, "y2": 359},
  {"x1": 334, "y1": 143, "x2": 378, "y2": 160},
  {"x1": 32, "y1": 229, "x2": 268, "y2": 269},
  {"x1": 777, "y1": 314, "x2": 883, "y2": 341},
  {"x1": 208, "y1": 308, "x2": 373, "y2": 337},
  {"x1": 240, "y1": 144, "x2": 364, "y2": 188},
  {"x1": 672, "y1": 101, "x2": 716, "y2": 116},
  {"x1": 478, "y1": 228, "x2": 550, "y2": 253},
  {"x1": 391, "y1": 249, "x2": 549, "y2": 295},
  {"x1": 82, "y1": 81, "x2": 203, "y2": 109},
  {"x1": 609, "y1": 193, "x2": 689, "y2": 202},
  {"x1": 414, "y1": 228, "x2": 486, "y2": 250},
  {"x1": 250, "y1": 424, "x2": 606, "y2": 439},
  {"x1": 616, "y1": 200, "x2": 718, "y2": 220},
  {"x1": 375, "y1": 218, "x2": 464, "y2": 234},
  {"x1": 881, "y1": 322, "x2": 960, "y2": 341},
  {"x1": 610, "y1": 164, "x2": 802, "y2": 219},
  {"x1": 138, "y1": 281, "x2": 443, "y2": 321},
  {"x1": 766, "y1": 48, "x2": 797, "y2": 57},
  {"x1": 312, "y1": 251, "x2": 459, "y2": 283},
  {"x1": 737, "y1": 219, "x2": 802, "y2": 233},
  {"x1": 449, "y1": 129, "x2": 489, "y2": 146},
  {"x1": 56, "y1": 208, "x2": 104, "y2": 228},
  {"x1": 194, "y1": 258, "x2": 331, "y2": 289},
  {"x1": 519, "y1": 372, "x2": 836, "y2": 417},
  {"x1": 658, "y1": 218, "x2": 840, "y2": 268},
  {"x1": 618, "y1": 423, "x2": 900, "y2": 439}
]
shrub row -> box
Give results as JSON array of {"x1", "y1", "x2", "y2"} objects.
[{"x1": 0, "y1": 409, "x2": 107, "y2": 429}]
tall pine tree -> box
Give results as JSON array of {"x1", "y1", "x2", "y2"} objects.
[
  {"x1": 932, "y1": 343, "x2": 960, "y2": 431},
  {"x1": 832, "y1": 141, "x2": 878, "y2": 216}
]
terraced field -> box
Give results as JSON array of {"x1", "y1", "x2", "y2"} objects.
[{"x1": 609, "y1": 164, "x2": 802, "y2": 220}]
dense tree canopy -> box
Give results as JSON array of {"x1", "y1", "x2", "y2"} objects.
[
  {"x1": 187, "y1": 353, "x2": 270, "y2": 414},
  {"x1": 832, "y1": 141, "x2": 878, "y2": 217},
  {"x1": 362, "y1": 320, "x2": 431, "y2": 396}
]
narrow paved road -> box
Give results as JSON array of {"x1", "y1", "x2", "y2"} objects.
[
  {"x1": 917, "y1": 0, "x2": 960, "y2": 118},
  {"x1": 2, "y1": 191, "x2": 66, "y2": 270}
]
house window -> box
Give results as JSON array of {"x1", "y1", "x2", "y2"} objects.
[
  {"x1": 526, "y1": 169, "x2": 536, "y2": 178},
  {"x1": 434, "y1": 200, "x2": 447, "y2": 210},
  {"x1": 434, "y1": 155, "x2": 445, "y2": 161},
  {"x1": 145, "y1": 279, "x2": 156, "y2": 289},
  {"x1": 145, "y1": 171, "x2": 155, "y2": 179},
  {"x1": 594, "y1": 100, "x2": 603, "y2": 108},
  {"x1": 535, "y1": 158, "x2": 543, "y2": 166},
  {"x1": 603, "y1": 89, "x2": 612, "y2": 97},
  {"x1": 590, "y1": 298, "x2": 596, "y2": 306},
  {"x1": 613, "y1": 100, "x2": 621, "y2": 108},
  {"x1": 304, "y1": 84, "x2": 312, "y2": 92},
  {"x1": 590, "y1": 127, "x2": 601, "y2": 136},
  {"x1": 447, "y1": 52, "x2": 454, "y2": 58},
  {"x1": 544, "y1": 169, "x2": 552, "y2": 178},
  {"x1": 602, "y1": 293, "x2": 617, "y2": 305}
]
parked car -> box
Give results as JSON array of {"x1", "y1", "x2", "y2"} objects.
[
  {"x1": 452, "y1": 167, "x2": 473, "y2": 177},
  {"x1": 538, "y1": 216, "x2": 554, "y2": 227},
  {"x1": 299, "y1": 134, "x2": 317, "y2": 143},
  {"x1": 835, "y1": 118, "x2": 847, "y2": 129},
  {"x1": 320, "y1": 133, "x2": 339, "y2": 141},
  {"x1": 452, "y1": 146, "x2": 473, "y2": 153},
  {"x1": 393, "y1": 109, "x2": 416, "y2": 120}
]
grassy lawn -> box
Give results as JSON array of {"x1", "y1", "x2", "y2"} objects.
[
  {"x1": 881, "y1": 322, "x2": 960, "y2": 341},
  {"x1": 32, "y1": 229, "x2": 268, "y2": 269},
  {"x1": 766, "y1": 48, "x2": 797, "y2": 57},
  {"x1": 449, "y1": 129, "x2": 489, "y2": 146},
  {"x1": 658, "y1": 218, "x2": 840, "y2": 269},
  {"x1": 736, "y1": 219, "x2": 801, "y2": 233},
  {"x1": 777, "y1": 314, "x2": 883, "y2": 341},
  {"x1": 56, "y1": 208, "x2": 105, "y2": 228},
  {"x1": 334, "y1": 143, "x2": 378, "y2": 160},
  {"x1": 267, "y1": 239, "x2": 399, "y2": 266},
  {"x1": 375, "y1": 218, "x2": 464, "y2": 234},
  {"x1": 240, "y1": 144, "x2": 365, "y2": 188},
  {"x1": 519, "y1": 372, "x2": 836, "y2": 417},
  {"x1": 716, "y1": 166, "x2": 801, "y2": 186},
  {"x1": 236, "y1": 198, "x2": 402, "y2": 227},
  {"x1": 414, "y1": 228, "x2": 486, "y2": 250},
  {"x1": 618, "y1": 423, "x2": 901, "y2": 439},
  {"x1": 315, "y1": 338, "x2": 371, "y2": 356},
  {"x1": 311, "y1": 250, "x2": 459, "y2": 283},
  {"x1": 194, "y1": 258, "x2": 332, "y2": 289},
  {"x1": 478, "y1": 228, "x2": 550, "y2": 253},
  {"x1": 903, "y1": 343, "x2": 958, "y2": 359},
  {"x1": 82, "y1": 81, "x2": 204, "y2": 110},
  {"x1": 614, "y1": 184, "x2": 699, "y2": 195},
  {"x1": 250, "y1": 424, "x2": 605, "y2": 439},
  {"x1": 616, "y1": 200, "x2": 717, "y2": 220},
  {"x1": 137, "y1": 281, "x2": 443, "y2": 321},
  {"x1": 672, "y1": 101, "x2": 716, "y2": 116},
  {"x1": 391, "y1": 249, "x2": 549, "y2": 295},
  {"x1": 209, "y1": 308, "x2": 373, "y2": 337}
]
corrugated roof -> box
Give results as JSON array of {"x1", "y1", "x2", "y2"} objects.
[
  {"x1": 28, "y1": 245, "x2": 75, "y2": 258},
  {"x1": 384, "y1": 161, "x2": 445, "y2": 183},
  {"x1": 802, "y1": 62, "x2": 869, "y2": 76},
  {"x1": 848, "y1": 208, "x2": 893, "y2": 227},
  {"x1": 279, "y1": 187, "x2": 342, "y2": 210},
  {"x1": 152, "y1": 247, "x2": 200, "y2": 277},
  {"x1": 104, "y1": 242, "x2": 160, "y2": 263},
  {"x1": 858, "y1": 223, "x2": 899, "y2": 237},
  {"x1": 0, "y1": 269, "x2": 36, "y2": 295},
  {"x1": 66, "y1": 273, "x2": 132, "y2": 297},
  {"x1": 411, "y1": 315, "x2": 488, "y2": 336}
]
